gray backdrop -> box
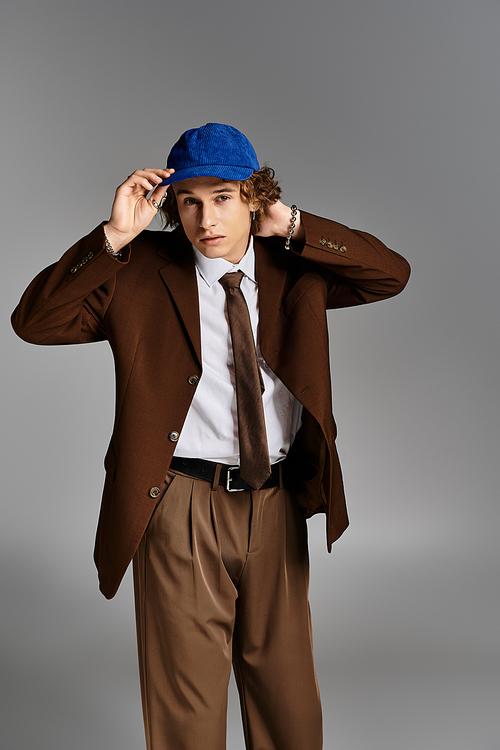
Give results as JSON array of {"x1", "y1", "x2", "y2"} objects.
[{"x1": 2, "y1": 1, "x2": 499, "y2": 748}]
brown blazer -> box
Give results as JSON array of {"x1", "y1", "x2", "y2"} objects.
[{"x1": 12, "y1": 211, "x2": 410, "y2": 598}]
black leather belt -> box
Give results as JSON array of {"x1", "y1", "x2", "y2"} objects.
[{"x1": 169, "y1": 457, "x2": 282, "y2": 492}]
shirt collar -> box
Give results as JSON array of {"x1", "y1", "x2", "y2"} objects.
[{"x1": 193, "y1": 236, "x2": 256, "y2": 288}]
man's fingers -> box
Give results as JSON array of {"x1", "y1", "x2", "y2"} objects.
[
  {"x1": 131, "y1": 168, "x2": 175, "y2": 179},
  {"x1": 122, "y1": 168, "x2": 175, "y2": 191},
  {"x1": 149, "y1": 184, "x2": 169, "y2": 211},
  {"x1": 131, "y1": 168, "x2": 173, "y2": 177}
]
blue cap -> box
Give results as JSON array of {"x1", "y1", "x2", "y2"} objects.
[{"x1": 158, "y1": 123, "x2": 260, "y2": 187}]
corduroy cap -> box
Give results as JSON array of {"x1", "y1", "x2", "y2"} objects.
[{"x1": 158, "y1": 123, "x2": 259, "y2": 187}]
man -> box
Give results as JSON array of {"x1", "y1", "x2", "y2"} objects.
[{"x1": 12, "y1": 123, "x2": 410, "y2": 749}]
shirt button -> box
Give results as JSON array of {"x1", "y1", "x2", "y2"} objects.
[
  {"x1": 149, "y1": 487, "x2": 160, "y2": 498},
  {"x1": 188, "y1": 375, "x2": 199, "y2": 386},
  {"x1": 168, "y1": 430, "x2": 180, "y2": 442}
]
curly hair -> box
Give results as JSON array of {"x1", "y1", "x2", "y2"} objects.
[{"x1": 159, "y1": 166, "x2": 281, "y2": 235}]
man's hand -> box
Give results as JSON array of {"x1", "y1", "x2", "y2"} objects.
[
  {"x1": 255, "y1": 200, "x2": 305, "y2": 243},
  {"x1": 104, "y1": 168, "x2": 175, "y2": 253}
]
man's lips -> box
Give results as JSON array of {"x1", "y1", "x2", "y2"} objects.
[{"x1": 199, "y1": 235, "x2": 225, "y2": 245}]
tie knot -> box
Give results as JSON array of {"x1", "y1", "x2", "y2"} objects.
[{"x1": 219, "y1": 271, "x2": 244, "y2": 292}]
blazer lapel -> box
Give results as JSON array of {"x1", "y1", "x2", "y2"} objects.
[
  {"x1": 157, "y1": 234, "x2": 202, "y2": 370},
  {"x1": 254, "y1": 238, "x2": 288, "y2": 359}
]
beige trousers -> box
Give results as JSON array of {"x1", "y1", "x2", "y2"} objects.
[{"x1": 133, "y1": 468, "x2": 323, "y2": 750}]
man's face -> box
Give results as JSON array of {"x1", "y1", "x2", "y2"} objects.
[{"x1": 174, "y1": 176, "x2": 255, "y2": 264}]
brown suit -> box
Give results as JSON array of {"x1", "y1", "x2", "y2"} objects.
[{"x1": 11, "y1": 210, "x2": 410, "y2": 600}]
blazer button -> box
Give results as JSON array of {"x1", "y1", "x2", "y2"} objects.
[
  {"x1": 340, "y1": 246, "x2": 346, "y2": 253},
  {"x1": 149, "y1": 487, "x2": 160, "y2": 498},
  {"x1": 168, "y1": 430, "x2": 180, "y2": 442},
  {"x1": 188, "y1": 375, "x2": 199, "y2": 386}
]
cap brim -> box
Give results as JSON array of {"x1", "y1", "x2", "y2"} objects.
[{"x1": 159, "y1": 164, "x2": 256, "y2": 187}]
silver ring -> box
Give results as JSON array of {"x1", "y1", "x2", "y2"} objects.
[
  {"x1": 158, "y1": 193, "x2": 167, "y2": 208},
  {"x1": 151, "y1": 199, "x2": 160, "y2": 210}
]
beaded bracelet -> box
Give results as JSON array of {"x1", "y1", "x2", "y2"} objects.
[{"x1": 284, "y1": 205, "x2": 298, "y2": 251}]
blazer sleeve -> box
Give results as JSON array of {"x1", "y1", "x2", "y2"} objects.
[
  {"x1": 295, "y1": 211, "x2": 411, "y2": 309},
  {"x1": 11, "y1": 223, "x2": 132, "y2": 345}
]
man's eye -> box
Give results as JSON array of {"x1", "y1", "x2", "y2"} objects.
[
  {"x1": 217, "y1": 195, "x2": 230, "y2": 202},
  {"x1": 184, "y1": 198, "x2": 197, "y2": 205}
]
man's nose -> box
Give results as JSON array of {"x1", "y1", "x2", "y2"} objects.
[{"x1": 199, "y1": 204, "x2": 216, "y2": 229}]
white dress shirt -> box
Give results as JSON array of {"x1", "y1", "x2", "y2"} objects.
[{"x1": 174, "y1": 237, "x2": 303, "y2": 464}]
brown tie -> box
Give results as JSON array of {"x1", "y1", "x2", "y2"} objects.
[{"x1": 219, "y1": 271, "x2": 271, "y2": 489}]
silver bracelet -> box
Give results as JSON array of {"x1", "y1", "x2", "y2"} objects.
[
  {"x1": 103, "y1": 228, "x2": 122, "y2": 259},
  {"x1": 284, "y1": 205, "x2": 298, "y2": 251}
]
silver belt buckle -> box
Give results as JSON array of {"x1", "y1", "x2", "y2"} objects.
[{"x1": 226, "y1": 466, "x2": 245, "y2": 492}]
